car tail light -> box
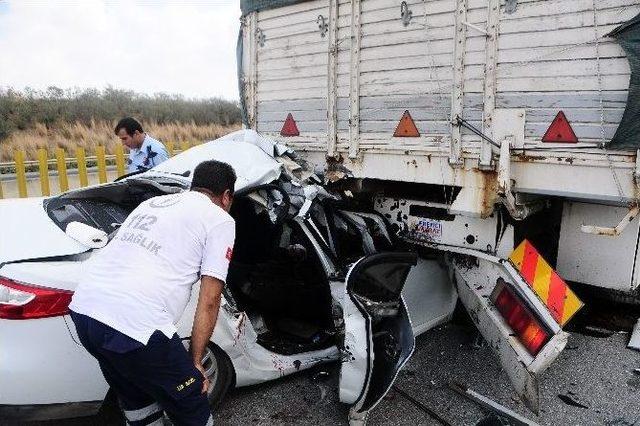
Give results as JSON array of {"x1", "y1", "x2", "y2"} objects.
[
  {"x1": 0, "y1": 277, "x2": 73, "y2": 320},
  {"x1": 491, "y1": 281, "x2": 549, "y2": 356}
]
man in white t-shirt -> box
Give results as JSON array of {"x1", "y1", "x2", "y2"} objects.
[{"x1": 69, "y1": 160, "x2": 236, "y2": 426}]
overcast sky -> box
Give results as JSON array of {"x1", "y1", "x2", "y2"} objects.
[{"x1": 0, "y1": 1, "x2": 241, "y2": 100}]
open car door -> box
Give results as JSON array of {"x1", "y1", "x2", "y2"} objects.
[
  {"x1": 338, "y1": 252, "x2": 417, "y2": 424},
  {"x1": 449, "y1": 241, "x2": 583, "y2": 413}
]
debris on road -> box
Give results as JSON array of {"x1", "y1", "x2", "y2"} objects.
[
  {"x1": 628, "y1": 318, "x2": 640, "y2": 351},
  {"x1": 448, "y1": 381, "x2": 540, "y2": 426},
  {"x1": 581, "y1": 325, "x2": 616, "y2": 338},
  {"x1": 557, "y1": 394, "x2": 589, "y2": 409}
]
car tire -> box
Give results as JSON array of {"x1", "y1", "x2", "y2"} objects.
[
  {"x1": 204, "y1": 343, "x2": 235, "y2": 411},
  {"x1": 100, "y1": 342, "x2": 235, "y2": 421},
  {"x1": 182, "y1": 340, "x2": 235, "y2": 412}
]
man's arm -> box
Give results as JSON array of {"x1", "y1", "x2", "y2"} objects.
[
  {"x1": 153, "y1": 143, "x2": 169, "y2": 166},
  {"x1": 190, "y1": 275, "x2": 224, "y2": 393}
]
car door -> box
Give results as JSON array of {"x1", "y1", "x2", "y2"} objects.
[{"x1": 338, "y1": 252, "x2": 417, "y2": 423}]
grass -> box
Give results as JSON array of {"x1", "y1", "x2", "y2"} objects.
[{"x1": 0, "y1": 120, "x2": 241, "y2": 162}]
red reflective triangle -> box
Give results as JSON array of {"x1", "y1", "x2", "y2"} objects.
[
  {"x1": 393, "y1": 110, "x2": 420, "y2": 137},
  {"x1": 280, "y1": 113, "x2": 300, "y2": 137},
  {"x1": 542, "y1": 111, "x2": 578, "y2": 143}
]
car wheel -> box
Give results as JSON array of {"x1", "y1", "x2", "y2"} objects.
[{"x1": 182, "y1": 340, "x2": 235, "y2": 411}]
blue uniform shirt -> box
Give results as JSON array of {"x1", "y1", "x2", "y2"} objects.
[{"x1": 127, "y1": 135, "x2": 169, "y2": 173}]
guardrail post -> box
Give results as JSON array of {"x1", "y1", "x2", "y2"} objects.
[
  {"x1": 55, "y1": 147, "x2": 69, "y2": 192},
  {"x1": 97, "y1": 146, "x2": 107, "y2": 183},
  {"x1": 76, "y1": 147, "x2": 89, "y2": 187},
  {"x1": 166, "y1": 141, "x2": 174, "y2": 157},
  {"x1": 115, "y1": 144, "x2": 125, "y2": 177},
  {"x1": 37, "y1": 148, "x2": 50, "y2": 196},
  {"x1": 14, "y1": 150, "x2": 28, "y2": 198}
]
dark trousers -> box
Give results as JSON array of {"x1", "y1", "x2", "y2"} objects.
[{"x1": 70, "y1": 311, "x2": 212, "y2": 426}]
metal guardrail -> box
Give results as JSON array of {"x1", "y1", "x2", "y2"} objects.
[{"x1": 0, "y1": 140, "x2": 194, "y2": 199}]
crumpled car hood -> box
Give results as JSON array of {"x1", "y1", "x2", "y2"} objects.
[
  {"x1": 147, "y1": 129, "x2": 285, "y2": 191},
  {"x1": 0, "y1": 197, "x2": 88, "y2": 265}
]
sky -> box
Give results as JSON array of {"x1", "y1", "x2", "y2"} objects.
[{"x1": 0, "y1": 1, "x2": 241, "y2": 100}]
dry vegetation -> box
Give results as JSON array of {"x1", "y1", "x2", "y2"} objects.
[
  {"x1": 0, "y1": 120, "x2": 241, "y2": 161},
  {"x1": 0, "y1": 87, "x2": 243, "y2": 161}
]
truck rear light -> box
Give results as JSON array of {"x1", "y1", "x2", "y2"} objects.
[
  {"x1": 0, "y1": 277, "x2": 73, "y2": 320},
  {"x1": 491, "y1": 281, "x2": 549, "y2": 356}
]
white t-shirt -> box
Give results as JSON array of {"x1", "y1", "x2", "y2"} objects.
[{"x1": 69, "y1": 191, "x2": 236, "y2": 345}]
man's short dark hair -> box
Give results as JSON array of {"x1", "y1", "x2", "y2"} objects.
[
  {"x1": 190, "y1": 160, "x2": 236, "y2": 196},
  {"x1": 114, "y1": 117, "x2": 143, "y2": 136}
]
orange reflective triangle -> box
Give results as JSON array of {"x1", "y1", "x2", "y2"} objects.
[
  {"x1": 393, "y1": 110, "x2": 420, "y2": 137},
  {"x1": 542, "y1": 111, "x2": 578, "y2": 143},
  {"x1": 280, "y1": 113, "x2": 300, "y2": 137}
]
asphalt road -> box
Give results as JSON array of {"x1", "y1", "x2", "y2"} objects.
[
  {"x1": 215, "y1": 322, "x2": 640, "y2": 426},
  {"x1": 16, "y1": 311, "x2": 640, "y2": 426}
]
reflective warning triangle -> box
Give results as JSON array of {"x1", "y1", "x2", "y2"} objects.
[
  {"x1": 280, "y1": 113, "x2": 300, "y2": 137},
  {"x1": 542, "y1": 111, "x2": 578, "y2": 143},
  {"x1": 393, "y1": 110, "x2": 420, "y2": 137},
  {"x1": 509, "y1": 239, "x2": 584, "y2": 327}
]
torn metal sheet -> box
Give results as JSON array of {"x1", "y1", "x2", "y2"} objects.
[{"x1": 629, "y1": 318, "x2": 640, "y2": 351}]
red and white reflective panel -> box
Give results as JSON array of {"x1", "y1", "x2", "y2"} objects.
[
  {"x1": 280, "y1": 113, "x2": 300, "y2": 137},
  {"x1": 542, "y1": 111, "x2": 578, "y2": 143},
  {"x1": 0, "y1": 277, "x2": 73, "y2": 320}
]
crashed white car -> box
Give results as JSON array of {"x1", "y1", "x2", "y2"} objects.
[{"x1": 0, "y1": 130, "x2": 569, "y2": 422}]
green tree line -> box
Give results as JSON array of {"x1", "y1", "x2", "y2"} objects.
[{"x1": 0, "y1": 86, "x2": 242, "y2": 140}]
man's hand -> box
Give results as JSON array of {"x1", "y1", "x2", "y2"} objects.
[
  {"x1": 190, "y1": 275, "x2": 224, "y2": 395},
  {"x1": 195, "y1": 362, "x2": 210, "y2": 394}
]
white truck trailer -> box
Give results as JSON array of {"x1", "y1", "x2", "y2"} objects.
[
  {"x1": 238, "y1": 0, "x2": 640, "y2": 301},
  {"x1": 237, "y1": 2, "x2": 640, "y2": 420}
]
